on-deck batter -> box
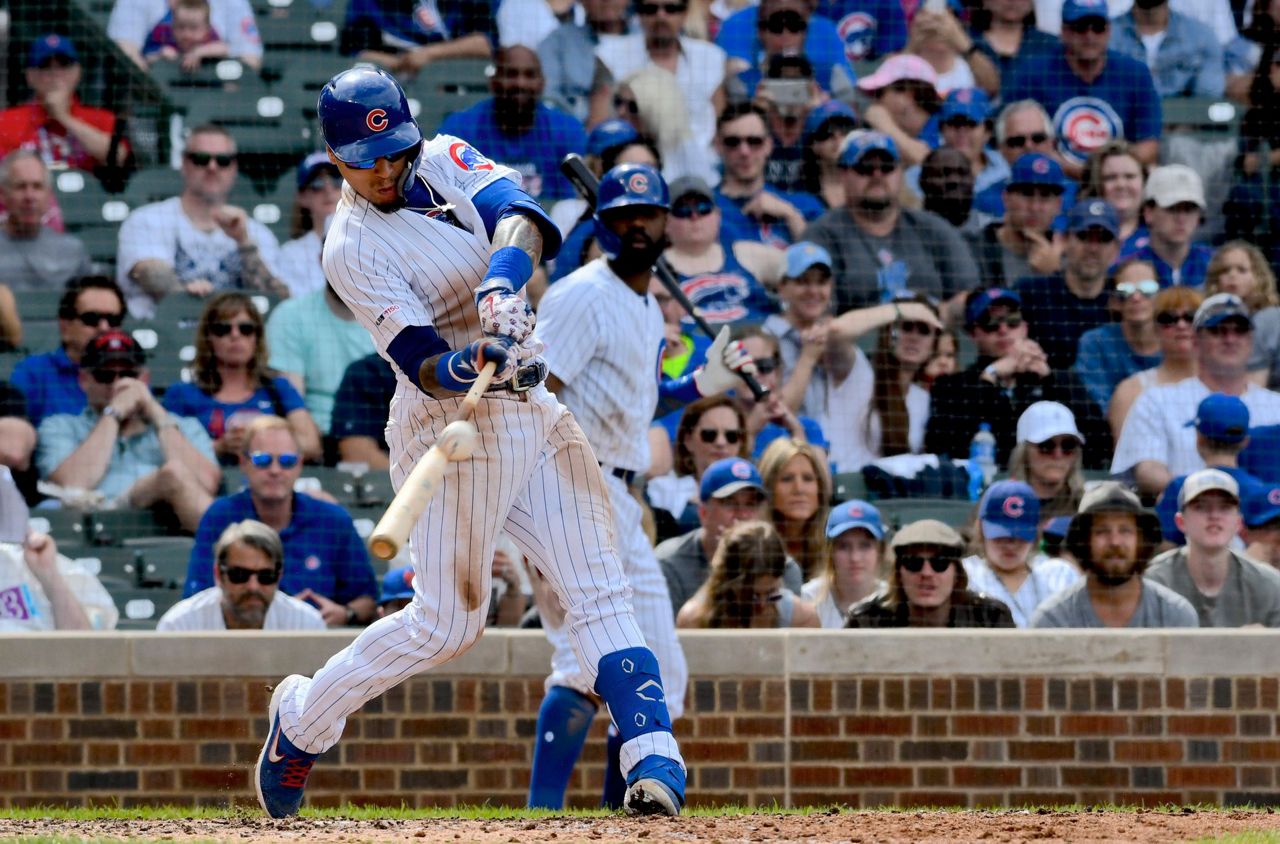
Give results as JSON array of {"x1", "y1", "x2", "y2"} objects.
[{"x1": 253, "y1": 67, "x2": 686, "y2": 819}]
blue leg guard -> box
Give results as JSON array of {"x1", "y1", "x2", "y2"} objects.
[
  {"x1": 601, "y1": 726, "x2": 625, "y2": 809},
  {"x1": 528, "y1": 686, "x2": 598, "y2": 809}
]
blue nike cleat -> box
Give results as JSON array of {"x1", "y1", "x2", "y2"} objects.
[
  {"x1": 255, "y1": 675, "x2": 318, "y2": 818},
  {"x1": 623, "y1": 754, "x2": 686, "y2": 816}
]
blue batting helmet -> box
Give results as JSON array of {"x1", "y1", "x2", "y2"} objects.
[
  {"x1": 593, "y1": 163, "x2": 669, "y2": 259},
  {"x1": 318, "y1": 67, "x2": 422, "y2": 167}
]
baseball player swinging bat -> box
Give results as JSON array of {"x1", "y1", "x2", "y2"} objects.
[
  {"x1": 560, "y1": 153, "x2": 770, "y2": 401},
  {"x1": 367, "y1": 361, "x2": 496, "y2": 561}
]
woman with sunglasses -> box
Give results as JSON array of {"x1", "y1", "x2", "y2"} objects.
[
  {"x1": 676, "y1": 519, "x2": 820, "y2": 628},
  {"x1": 277, "y1": 153, "x2": 344, "y2": 297},
  {"x1": 962, "y1": 480, "x2": 1081, "y2": 628},
  {"x1": 1205, "y1": 241, "x2": 1280, "y2": 389},
  {"x1": 1073, "y1": 258, "x2": 1163, "y2": 412},
  {"x1": 846, "y1": 518, "x2": 1015, "y2": 628},
  {"x1": 802, "y1": 499, "x2": 887, "y2": 628},
  {"x1": 800, "y1": 100, "x2": 858, "y2": 209},
  {"x1": 1009, "y1": 401, "x2": 1087, "y2": 525},
  {"x1": 1108, "y1": 285, "x2": 1203, "y2": 440},
  {"x1": 758, "y1": 438, "x2": 830, "y2": 579},
  {"x1": 1079, "y1": 142, "x2": 1147, "y2": 255},
  {"x1": 163, "y1": 292, "x2": 322, "y2": 464},
  {"x1": 647, "y1": 395, "x2": 750, "y2": 542}
]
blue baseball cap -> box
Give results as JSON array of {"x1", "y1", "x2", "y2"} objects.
[
  {"x1": 1043, "y1": 515, "x2": 1073, "y2": 539},
  {"x1": 826, "y1": 499, "x2": 884, "y2": 540},
  {"x1": 379, "y1": 565, "x2": 415, "y2": 603},
  {"x1": 1062, "y1": 0, "x2": 1108, "y2": 24},
  {"x1": 964, "y1": 287, "x2": 1022, "y2": 327},
  {"x1": 980, "y1": 480, "x2": 1041, "y2": 543},
  {"x1": 938, "y1": 88, "x2": 991, "y2": 125},
  {"x1": 1008, "y1": 153, "x2": 1066, "y2": 191},
  {"x1": 838, "y1": 131, "x2": 899, "y2": 168},
  {"x1": 784, "y1": 242, "x2": 832, "y2": 279},
  {"x1": 1185, "y1": 393, "x2": 1251, "y2": 445},
  {"x1": 296, "y1": 151, "x2": 339, "y2": 189},
  {"x1": 1245, "y1": 482, "x2": 1280, "y2": 528},
  {"x1": 700, "y1": 457, "x2": 766, "y2": 501},
  {"x1": 29, "y1": 33, "x2": 78, "y2": 67},
  {"x1": 1194, "y1": 292, "x2": 1253, "y2": 331},
  {"x1": 1066, "y1": 198, "x2": 1120, "y2": 237},
  {"x1": 587, "y1": 118, "x2": 641, "y2": 158},
  {"x1": 803, "y1": 100, "x2": 858, "y2": 143}
]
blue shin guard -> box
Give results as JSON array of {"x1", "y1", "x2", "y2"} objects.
[{"x1": 527, "y1": 686, "x2": 598, "y2": 809}]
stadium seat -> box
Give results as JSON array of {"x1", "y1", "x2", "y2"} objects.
[
  {"x1": 85, "y1": 508, "x2": 175, "y2": 545},
  {"x1": 874, "y1": 498, "x2": 976, "y2": 532},
  {"x1": 832, "y1": 471, "x2": 867, "y2": 503},
  {"x1": 15, "y1": 288, "x2": 69, "y2": 324},
  {"x1": 123, "y1": 166, "x2": 183, "y2": 208},
  {"x1": 131, "y1": 538, "x2": 196, "y2": 588}
]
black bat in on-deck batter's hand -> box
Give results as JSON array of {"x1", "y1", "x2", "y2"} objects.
[{"x1": 560, "y1": 153, "x2": 770, "y2": 402}]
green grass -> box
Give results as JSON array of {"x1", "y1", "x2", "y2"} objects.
[{"x1": 1195, "y1": 834, "x2": 1280, "y2": 844}]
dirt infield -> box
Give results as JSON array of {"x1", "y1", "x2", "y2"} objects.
[{"x1": 4, "y1": 809, "x2": 1280, "y2": 843}]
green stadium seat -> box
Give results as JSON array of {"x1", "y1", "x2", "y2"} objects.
[
  {"x1": 131, "y1": 538, "x2": 196, "y2": 588},
  {"x1": 407, "y1": 58, "x2": 493, "y2": 135},
  {"x1": 123, "y1": 167, "x2": 183, "y2": 208},
  {"x1": 874, "y1": 498, "x2": 976, "y2": 532},
  {"x1": 832, "y1": 472, "x2": 867, "y2": 503},
  {"x1": 12, "y1": 289, "x2": 65, "y2": 323},
  {"x1": 28, "y1": 511, "x2": 96, "y2": 548},
  {"x1": 85, "y1": 508, "x2": 175, "y2": 545},
  {"x1": 107, "y1": 583, "x2": 183, "y2": 628}
]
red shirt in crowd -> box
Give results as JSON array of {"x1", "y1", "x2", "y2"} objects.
[{"x1": 0, "y1": 97, "x2": 123, "y2": 172}]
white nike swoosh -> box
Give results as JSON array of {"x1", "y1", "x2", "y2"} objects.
[{"x1": 267, "y1": 727, "x2": 285, "y2": 764}]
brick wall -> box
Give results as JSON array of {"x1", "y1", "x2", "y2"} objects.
[{"x1": 1, "y1": 631, "x2": 1278, "y2": 808}]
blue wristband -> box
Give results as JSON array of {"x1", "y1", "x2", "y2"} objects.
[
  {"x1": 659, "y1": 373, "x2": 702, "y2": 403},
  {"x1": 481, "y1": 246, "x2": 534, "y2": 295},
  {"x1": 436, "y1": 349, "x2": 477, "y2": 392}
]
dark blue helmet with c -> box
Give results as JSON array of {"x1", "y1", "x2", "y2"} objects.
[
  {"x1": 593, "y1": 163, "x2": 669, "y2": 259},
  {"x1": 318, "y1": 67, "x2": 422, "y2": 169}
]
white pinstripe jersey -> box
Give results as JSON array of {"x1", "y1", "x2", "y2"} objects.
[
  {"x1": 322, "y1": 136, "x2": 524, "y2": 456},
  {"x1": 536, "y1": 256, "x2": 664, "y2": 472}
]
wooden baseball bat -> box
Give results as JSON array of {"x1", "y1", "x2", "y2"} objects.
[
  {"x1": 368, "y1": 361, "x2": 496, "y2": 561},
  {"x1": 560, "y1": 153, "x2": 770, "y2": 401}
]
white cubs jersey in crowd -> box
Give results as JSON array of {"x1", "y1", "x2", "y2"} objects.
[{"x1": 536, "y1": 257, "x2": 665, "y2": 472}]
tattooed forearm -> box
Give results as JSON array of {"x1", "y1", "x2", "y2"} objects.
[
  {"x1": 238, "y1": 244, "x2": 291, "y2": 299},
  {"x1": 130, "y1": 260, "x2": 183, "y2": 298},
  {"x1": 491, "y1": 212, "x2": 544, "y2": 266}
]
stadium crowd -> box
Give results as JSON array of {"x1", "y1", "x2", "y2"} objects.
[{"x1": 4, "y1": 0, "x2": 1280, "y2": 645}]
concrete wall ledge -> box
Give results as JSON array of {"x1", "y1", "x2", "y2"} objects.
[{"x1": 2, "y1": 629, "x2": 1278, "y2": 679}]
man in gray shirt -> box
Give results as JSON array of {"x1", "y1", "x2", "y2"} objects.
[
  {"x1": 1032, "y1": 482, "x2": 1198, "y2": 628},
  {"x1": 0, "y1": 150, "x2": 91, "y2": 291},
  {"x1": 803, "y1": 131, "x2": 979, "y2": 321},
  {"x1": 656, "y1": 456, "x2": 803, "y2": 616},
  {"x1": 1146, "y1": 469, "x2": 1280, "y2": 627}
]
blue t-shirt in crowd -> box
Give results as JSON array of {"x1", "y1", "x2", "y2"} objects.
[
  {"x1": 1119, "y1": 241, "x2": 1214, "y2": 289},
  {"x1": 162, "y1": 376, "x2": 306, "y2": 442},
  {"x1": 439, "y1": 100, "x2": 587, "y2": 202},
  {"x1": 715, "y1": 8, "x2": 856, "y2": 97},
  {"x1": 1242, "y1": 426, "x2": 1280, "y2": 483},
  {"x1": 811, "y1": 0, "x2": 906, "y2": 63},
  {"x1": 1157, "y1": 466, "x2": 1262, "y2": 546},
  {"x1": 1073, "y1": 322, "x2": 1163, "y2": 413},
  {"x1": 342, "y1": 0, "x2": 494, "y2": 49},
  {"x1": 715, "y1": 187, "x2": 825, "y2": 249},
  {"x1": 9, "y1": 347, "x2": 84, "y2": 428},
  {"x1": 1003, "y1": 47, "x2": 1162, "y2": 167},
  {"x1": 183, "y1": 490, "x2": 378, "y2": 604}
]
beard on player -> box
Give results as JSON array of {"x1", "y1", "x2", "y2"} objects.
[{"x1": 613, "y1": 228, "x2": 669, "y2": 275}]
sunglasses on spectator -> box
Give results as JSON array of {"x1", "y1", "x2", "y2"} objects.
[
  {"x1": 36, "y1": 55, "x2": 77, "y2": 70},
  {"x1": 1009, "y1": 185, "x2": 1063, "y2": 199},
  {"x1": 975, "y1": 313, "x2": 1024, "y2": 332},
  {"x1": 1205, "y1": 320, "x2": 1252, "y2": 337},
  {"x1": 345, "y1": 146, "x2": 415, "y2": 170},
  {"x1": 209, "y1": 321, "x2": 258, "y2": 338},
  {"x1": 614, "y1": 95, "x2": 639, "y2": 115},
  {"x1": 752, "y1": 588, "x2": 786, "y2": 605},
  {"x1": 942, "y1": 117, "x2": 979, "y2": 131},
  {"x1": 759, "y1": 11, "x2": 806, "y2": 33},
  {"x1": 898, "y1": 555, "x2": 957, "y2": 574},
  {"x1": 721, "y1": 134, "x2": 767, "y2": 150},
  {"x1": 898, "y1": 320, "x2": 937, "y2": 337},
  {"x1": 672, "y1": 198, "x2": 715, "y2": 219},
  {"x1": 1066, "y1": 18, "x2": 1108, "y2": 34},
  {"x1": 1115, "y1": 280, "x2": 1159, "y2": 299},
  {"x1": 637, "y1": 2, "x2": 686, "y2": 14},
  {"x1": 248, "y1": 451, "x2": 300, "y2": 469},
  {"x1": 91, "y1": 368, "x2": 139, "y2": 385},
  {"x1": 219, "y1": 565, "x2": 280, "y2": 585},
  {"x1": 754, "y1": 356, "x2": 780, "y2": 375},
  {"x1": 811, "y1": 120, "x2": 855, "y2": 143},
  {"x1": 75, "y1": 310, "x2": 125, "y2": 328},
  {"x1": 1003, "y1": 132, "x2": 1049, "y2": 149},
  {"x1": 303, "y1": 174, "x2": 342, "y2": 192},
  {"x1": 1156, "y1": 311, "x2": 1195, "y2": 327},
  {"x1": 185, "y1": 151, "x2": 237, "y2": 168},
  {"x1": 1035, "y1": 437, "x2": 1079, "y2": 456},
  {"x1": 848, "y1": 160, "x2": 897, "y2": 176},
  {"x1": 697, "y1": 428, "x2": 742, "y2": 445}
]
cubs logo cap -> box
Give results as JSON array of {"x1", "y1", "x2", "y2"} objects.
[
  {"x1": 784, "y1": 242, "x2": 833, "y2": 279},
  {"x1": 379, "y1": 566, "x2": 415, "y2": 603},
  {"x1": 587, "y1": 119, "x2": 641, "y2": 158},
  {"x1": 1062, "y1": 0, "x2": 1108, "y2": 24},
  {"x1": 1193, "y1": 292, "x2": 1252, "y2": 332},
  {"x1": 29, "y1": 33, "x2": 78, "y2": 67},
  {"x1": 1066, "y1": 199, "x2": 1120, "y2": 237},
  {"x1": 803, "y1": 100, "x2": 858, "y2": 143},
  {"x1": 979, "y1": 480, "x2": 1041, "y2": 543},
  {"x1": 1178, "y1": 468, "x2": 1240, "y2": 510},
  {"x1": 838, "y1": 130, "x2": 899, "y2": 168},
  {"x1": 1185, "y1": 393, "x2": 1250, "y2": 444},
  {"x1": 1017, "y1": 401, "x2": 1085, "y2": 446},
  {"x1": 1144, "y1": 164, "x2": 1206, "y2": 210},
  {"x1": 964, "y1": 287, "x2": 1021, "y2": 327},
  {"x1": 938, "y1": 88, "x2": 991, "y2": 125},
  {"x1": 1244, "y1": 483, "x2": 1280, "y2": 528},
  {"x1": 826, "y1": 499, "x2": 884, "y2": 540},
  {"x1": 318, "y1": 67, "x2": 422, "y2": 166},
  {"x1": 890, "y1": 519, "x2": 963, "y2": 552},
  {"x1": 1008, "y1": 153, "x2": 1066, "y2": 191},
  {"x1": 700, "y1": 457, "x2": 766, "y2": 501}
]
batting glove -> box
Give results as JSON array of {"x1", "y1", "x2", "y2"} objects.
[
  {"x1": 476, "y1": 279, "x2": 536, "y2": 344},
  {"x1": 692, "y1": 326, "x2": 757, "y2": 396},
  {"x1": 437, "y1": 336, "x2": 519, "y2": 391}
]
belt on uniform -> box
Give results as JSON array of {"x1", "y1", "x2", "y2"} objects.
[
  {"x1": 600, "y1": 464, "x2": 638, "y2": 486},
  {"x1": 487, "y1": 360, "x2": 547, "y2": 393}
]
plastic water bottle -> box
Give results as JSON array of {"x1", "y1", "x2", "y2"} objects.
[{"x1": 967, "y1": 423, "x2": 997, "y2": 501}]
